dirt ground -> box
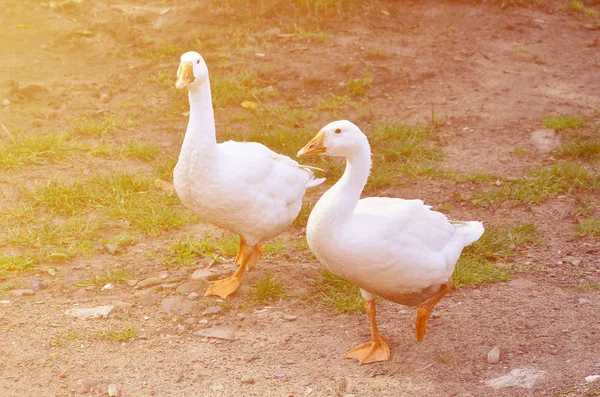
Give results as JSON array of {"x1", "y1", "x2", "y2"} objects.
[{"x1": 1, "y1": 0, "x2": 600, "y2": 396}]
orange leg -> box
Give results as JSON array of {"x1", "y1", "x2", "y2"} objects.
[
  {"x1": 234, "y1": 237, "x2": 261, "y2": 270},
  {"x1": 415, "y1": 281, "x2": 453, "y2": 342},
  {"x1": 344, "y1": 300, "x2": 391, "y2": 365},
  {"x1": 204, "y1": 240, "x2": 263, "y2": 299}
]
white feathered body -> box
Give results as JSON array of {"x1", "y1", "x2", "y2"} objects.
[
  {"x1": 308, "y1": 196, "x2": 483, "y2": 305},
  {"x1": 175, "y1": 140, "x2": 321, "y2": 245}
]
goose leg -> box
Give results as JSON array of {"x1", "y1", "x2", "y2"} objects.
[
  {"x1": 234, "y1": 237, "x2": 248, "y2": 267},
  {"x1": 345, "y1": 299, "x2": 391, "y2": 365},
  {"x1": 415, "y1": 281, "x2": 453, "y2": 342},
  {"x1": 204, "y1": 243, "x2": 262, "y2": 299},
  {"x1": 235, "y1": 237, "x2": 261, "y2": 269}
]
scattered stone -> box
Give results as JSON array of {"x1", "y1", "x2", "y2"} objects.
[
  {"x1": 262, "y1": 27, "x2": 281, "y2": 36},
  {"x1": 194, "y1": 325, "x2": 236, "y2": 340},
  {"x1": 241, "y1": 375, "x2": 254, "y2": 384},
  {"x1": 73, "y1": 288, "x2": 87, "y2": 298},
  {"x1": 99, "y1": 93, "x2": 111, "y2": 103},
  {"x1": 105, "y1": 243, "x2": 118, "y2": 255},
  {"x1": 199, "y1": 319, "x2": 209, "y2": 325},
  {"x1": 530, "y1": 129, "x2": 560, "y2": 154},
  {"x1": 487, "y1": 346, "x2": 500, "y2": 364},
  {"x1": 485, "y1": 368, "x2": 545, "y2": 389},
  {"x1": 174, "y1": 373, "x2": 184, "y2": 383},
  {"x1": 161, "y1": 297, "x2": 196, "y2": 315},
  {"x1": 101, "y1": 283, "x2": 114, "y2": 291},
  {"x1": 564, "y1": 256, "x2": 582, "y2": 266},
  {"x1": 0, "y1": 300, "x2": 10, "y2": 304},
  {"x1": 191, "y1": 269, "x2": 214, "y2": 281},
  {"x1": 2, "y1": 99, "x2": 9, "y2": 106},
  {"x1": 274, "y1": 369, "x2": 286, "y2": 378},
  {"x1": 210, "y1": 384, "x2": 225, "y2": 391},
  {"x1": 65, "y1": 305, "x2": 115, "y2": 320},
  {"x1": 127, "y1": 280, "x2": 138, "y2": 287},
  {"x1": 159, "y1": 141, "x2": 172, "y2": 148},
  {"x1": 158, "y1": 272, "x2": 169, "y2": 279},
  {"x1": 187, "y1": 292, "x2": 199, "y2": 300},
  {"x1": 136, "y1": 293, "x2": 161, "y2": 306},
  {"x1": 74, "y1": 378, "x2": 99, "y2": 394},
  {"x1": 579, "y1": 298, "x2": 591, "y2": 304},
  {"x1": 183, "y1": 317, "x2": 198, "y2": 325},
  {"x1": 107, "y1": 383, "x2": 120, "y2": 397},
  {"x1": 507, "y1": 278, "x2": 537, "y2": 290},
  {"x1": 202, "y1": 306, "x2": 222, "y2": 316},
  {"x1": 9, "y1": 82, "x2": 49, "y2": 100},
  {"x1": 585, "y1": 375, "x2": 600, "y2": 382},
  {"x1": 283, "y1": 314, "x2": 297, "y2": 321},
  {"x1": 343, "y1": 395, "x2": 356, "y2": 397},
  {"x1": 237, "y1": 313, "x2": 246, "y2": 321},
  {"x1": 176, "y1": 280, "x2": 203, "y2": 294},
  {"x1": 31, "y1": 279, "x2": 48, "y2": 291},
  {"x1": 137, "y1": 277, "x2": 163, "y2": 288},
  {"x1": 11, "y1": 289, "x2": 35, "y2": 297}
]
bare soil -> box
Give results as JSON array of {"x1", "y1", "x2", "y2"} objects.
[{"x1": 1, "y1": 1, "x2": 600, "y2": 396}]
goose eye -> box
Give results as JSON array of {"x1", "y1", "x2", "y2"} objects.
[
  {"x1": 196, "y1": 60, "x2": 200, "y2": 64},
  {"x1": 334, "y1": 128, "x2": 341, "y2": 134}
]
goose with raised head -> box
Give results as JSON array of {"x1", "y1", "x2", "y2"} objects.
[
  {"x1": 297, "y1": 120, "x2": 484, "y2": 365},
  {"x1": 173, "y1": 51, "x2": 324, "y2": 299}
]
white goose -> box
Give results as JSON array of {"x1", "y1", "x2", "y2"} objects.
[
  {"x1": 173, "y1": 51, "x2": 324, "y2": 299},
  {"x1": 298, "y1": 120, "x2": 484, "y2": 365}
]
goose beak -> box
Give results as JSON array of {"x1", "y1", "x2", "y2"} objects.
[
  {"x1": 297, "y1": 130, "x2": 326, "y2": 157},
  {"x1": 175, "y1": 61, "x2": 195, "y2": 89}
]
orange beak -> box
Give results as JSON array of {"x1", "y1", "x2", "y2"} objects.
[
  {"x1": 297, "y1": 130, "x2": 326, "y2": 157},
  {"x1": 175, "y1": 61, "x2": 194, "y2": 89}
]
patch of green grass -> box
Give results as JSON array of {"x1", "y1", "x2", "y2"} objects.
[
  {"x1": 53, "y1": 329, "x2": 82, "y2": 346},
  {"x1": 98, "y1": 325, "x2": 138, "y2": 342},
  {"x1": 572, "y1": 280, "x2": 600, "y2": 292},
  {"x1": 263, "y1": 241, "x2": 286, "y2": 255},
  {"x1": 251, "y1": 274, "x2": 286, "y2": 304},
  {"x1": 542, "y1": 114, "x2": 585, "y2": 130},
  {"x1": 346, "y1": 74, "x2": 373, "y2": 97},
  {"x1": 102, "y1": 232, "x2": 138, "y2": 248},
  {"x1": 453, "y1": 223, "x2": 536, "y2": 286},
  {"x1": 462, "y1": 173, "x2": 495, "y2": 183},
  {"x1": 211, "y1": 70, "x2": 275, "y2": 108},
  {"x1": 0, "y1": 132, "x2": 81, "y2": 170},
  {"x1": 311, "y1": 269, "x2": 364, "y2": 313},
  {"x1": 473, "y1": 163, "x2": 600, "y2": 206},
  {"x1": 566, "y1": 0, "x2": 585, "y2": 11},
  {"x1": 558, "y1": 138, "x2": 600, "y2": 162},
  {"x1": 295, "y1": 25, "x2": 328, "y2": 42},
  {"x1": 576, "y1": 219, "x2": 600, "y2": 238},
  {"x1": 293, "y1": 202, "x2": 314, "y2": 228},
  {"x1": 317, "y1": 94, "x2": 353, "y2": 111},
  {"x1": 75, "y1": 269, "x2": 132, "y2": 287},
  {"x1": 163, "y1": 235, "x2": 240, "y2": 267},
  {"x1": 74, "y1": 114, "x2": 121, "y2": 137},
  {"x1": 1, "y1": 172, "x2": 195, "y2": 269},
  {"x1": 0, "y1": 255, "x2": 36, "y2": 272},
  {"x1": 155, "y1": 158, "x2": 177, "y2": 180},
  {"x1": 147, "y1": 71, "x2": 173, "y2": 87},
  {"x1": 123, "y1": 141, "x2": 160, "y2": 162}
]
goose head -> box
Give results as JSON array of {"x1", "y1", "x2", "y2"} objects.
[
  {"x1": 175, "y1": 51, "x2": 209, "y2": 89},
  {"x1": 298, "y1": 120, "x2": 369, "y2": 158}
]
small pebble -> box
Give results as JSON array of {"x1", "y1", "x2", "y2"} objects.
[
  {"x1": 240, "y1": 375, "x2": 254, "y2": 384},
  {"x1": 11, "y1": 289, "x2": 35, "y2": 297},
  {"x1": 579, "y1": 298, "x2": 591, "y2": 304},
  {"x1": 210, "y1": 384, "x2": 225, "y2": 391},
  {"x1": 283, "y1": 314, "x2": 297, "y2": 321},
  {"x1": 187, "y1": 292, "x2": 199, "y2": 300},
  {"x1": 127, "y1": 280, "x2": 138, "y2": 287},
  {"x1": 487, "y1": 346, "x2": 500, "y2": 364},
  {"x1": 31, "y1": 280, "x2": 48, "y2": 291},
  {"x1": 107, "y1": 383, "x2": 120, "y2": 397},
  {"x1": 585, "y1": 375, "x2": 600, "y2": 382},
  {"x1": 74, "y1": 378, "x2": 99, "y2": 394},
  {"x1": 237, "y1": 313, "x2": 246, "y2": 320},
  {"x1": 2, "y1": 99, "x2": 10, "y2": 106},
  {"x1": 106, "y1": 243, "x2": 118, "y2": 255},
  {"x1": 101, "y1": 283, "x2": 114, "y2": 291},
  {"x1": 202, "y1": 306, "x2": 222, "y2": 316}
]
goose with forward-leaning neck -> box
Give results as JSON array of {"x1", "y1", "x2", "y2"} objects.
[
  {"x1": 297, "y1": 120, "x2": 484, "y2": 365},
  {"x1": 173, "y1": 51, "x2": 324, "y2": 299}
]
